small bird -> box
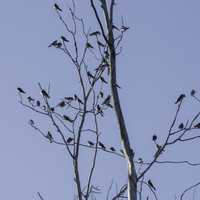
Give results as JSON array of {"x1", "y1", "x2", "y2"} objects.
[
  {"x1": 152, "y1": 135, "x2": 157, "y2": 142},
  {"x1": 98, "y1": 142, "x2": 106, "y2": 150},
  {"x1": 46, "y1": 131, "x2": 53, "y2": 143},
  {"x1": 41, "y1": 89, "x2": 50, "y2": 98},
  {"x1": 175, "y1": 94, "x2": 186, "y2": 104},
  {"x1": 178, "y1": 123, "x2": 184, "y2": 129},
  {"x1": 63, "y1": 115, "x2": 74, "y2": 123},
  {"x1": 148, "y1": 179, "x2": 156, "y2": 191},
  {"x1": 110, "y1": 147, "x2": 116, "y2": 152},
  {"x1": 86, "y1": 42, "x2": 94, "y2": 49},
  {"x1": 88, "y1": 141, "x2": 94, "y2": 146},
  {"x1": 190, "y1": 89, "x2": 196, "y2": 96},
  {"x1": 48, "y1": 40, "x2": 58, "y2": 47},
  {"x1": 100, "y1": 76, "x2": 108, "y2": 84},
  {"x1": 57, "y1": 101, "x2": 66, "y2": 108},
  {"x1": 89, "y1": 31, "x2": 101, "y2": 36},
  {"x1": 50, "y1": 107, "x2": 55, "y2": 112},
  {"x1": 100, "y1": 91, "x2": 104, "y2": 98},
  {"x1": 61, "y1": 36, "x2": 69, "y2": 42},
  {"x1": 29, "y1": 119, "x2": 34, "y2": 126},
  {"x1": 56, "y1": 42, "x2": 62, "y2": 48},
  {"x1": 67, "y1": 137, "x2": 73, "y2": 143},
  {"x1": 36, "y1": 100, "x2": 41, "y2": 106},
  {"x1": 54, "y1": 3, "x2": 62, "y2": 12},
  {"x1": 65, "y1": 96, "x2": 74, "y2": 101},
  {"x1": 17, "y1": 87, "x2": 26, "y2": 94},
  {"x1": 194, "y1": 123, "x2": 200, "y2": 129},
  {"x1": 27, "y1": 96, "x2": 34, "y2": 102}
]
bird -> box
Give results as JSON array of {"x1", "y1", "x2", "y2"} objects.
[
  {"x1": 86, "y1": 42, "x2": 94, "y2": 49},
  {"x1": 65, "y1": 96, "x2": 74, "y2": 101},
  {"x1": 190, "y1": 89, "x2": 196, "y2": 96},
  {"x1": 50, "y1": 107, "x2": 55, "y2": 112},
  {"x1": 17, "y1": 87, "x2": 26, "y2": 94},
  {"x1": 99, "y1": 91, "x2": 104, "y2": 98},
  {"x1": 152, "y1": 135, "x2": 157, "y2": 142},
  {"x1": 97, "y1": 105, "x2": 103, "y2": 116},
  {"x1": 121, "y1": 25, "x2": 130, "y2": 32},
  {"x1": 56, "y1": 42, "x2": 62, "y2": 48},
  {"x1": 178, "y1": 123, "x2": 184, "y2": 129},
  {"x1": 48, "y1": 40, "x2": 58, "y2": 47},
  {"x1": 89, "y1": 31, "x2": 101, "y2": 36},
  {"x1": 41, "y1": 89, "x2": 50, "y2": 98},
  {"x1": 61, "y1": 36, "x2": 69, "y2": 42},
  {"x1": 194, "y1": 123, "x2": 200, "y2": 129},
  {"x1": 36, "y1": 100, "x2": 41, "y2": 106},
  {"x1": 29, "y1": 119, "x2": 34, "y2": 126},
  {"x1": 67, "y1": 137, "x2": 73, "y2": 143},
  {"x1": 46, "y1": 131, "x2": 53, "y2": 143},
  {"x1": 88, "y1": 141, "x2": 94, "y2": 146},
  {"x1": 57, "y1": 101, "x2": 66, "y2": 108},
  {"x1": 148, "y1": 179, "x2": 156, "y2": 191},
  {"x1": 110, "y1": 147, "x2": 116, "y2": 152},
  {"x1": 98, "y1": 142, "x2": 106, "y2": 150},
  {"x1": 54, "y1": 3, "x2": 62, "y2": 12},
  {"x1": 27, "y1": 96, "x2": 34, "y2": 102},
  {"x1": 175, "y1": 94, "x2": 186, "y2": 104},
  {"x1": 63, "y1": 115, "x2": 74, "y2": 123}
]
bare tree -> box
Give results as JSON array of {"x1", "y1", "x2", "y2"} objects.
[{"x1": 18, "y1": 1, "x2": 200, "y2": 200}]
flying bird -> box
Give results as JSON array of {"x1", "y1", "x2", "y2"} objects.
[
  {"x1": 54, "y1": 3, "x2": 62, "y2": 12},
  {"x1": 175, "y1": 94, "x2": 186, "y2": 104},
  {"x1": 148, "y1": 179, "x2": 156, "y2": 191},
  {"x1": 17, "y1": 87, "x2": 26, "y2": 94},
  {"x1": 41, "y1": 89, "x2": 50, "y2": 98}
]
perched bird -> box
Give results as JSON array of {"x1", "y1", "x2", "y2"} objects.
[
  {"x1": 110, "y1": 147, "x2": 116, "y2": 152},
  {"x1": 29, "y1": 119, "x2": 34, "y2": 126},
  {"x1": 54, "y1": 3, "x2": 62, "y2": 12},
  {"x1": 148, "y1": 179, "x2": 156, "y2": 191},
  {"x1": 194, "y1": 123, "x2": 200, "y2": 129},
  {"x1": 56, "y1": 42, "x2": 62, "y2": 48},
  {"x1": 100, "y1": 76, "x2": 108, "y2": 84},
  {"x1": 48, "y1": 40, "x2": 58, "y2": 47},
  {"x1": 17, "y1": 87, "x2": 26, "y2": 94},
  {"x1": 41, "y1": 89, "x2": 50, "y2": 98},
  {"x1": 98, "y1": 142, "x2": 106, "y2": 150},
  {"x1": 97, "y1": 104, "x2": 103, "y2": 116},
  {"x1": 50, "y1": 107, "x2": 55, "y2": 112},
  {"x1": 61, "y1": 36, "x2": 69, "y2": 42},
  {"x1": 89, "y1": 31, "x2": 101, "y2": 36},
  {"x1": 67, "y1": 137, "x2": 73, "y2": 143},
  {"x1": 190, "y1": 89, "x2": 196, "y2": 96},
  {"x1": 121, "y1": 25, "x2": 130, "y2": 32},
  {"x1": 88, "y1": 141, "x2": 94, "y2": 146},
  {"x1": 152, "y1": 134, "x2": 157, "y2": 142},
  {"x1": 65, "y1": 96, "x2": 74, "y2": 101},
  {"x1": 63, "y1": 115, "x2": 74, "y2": 123},
  {"x1": 178, "y1": 123, "x2": 184, "y2": 129},
  {"x1": 175, "y1": 94, "x2": 186, "y2": 104},
  {"x1": 36, "y1": 100, "x2": 41, "y2": 106},
  {"x1": 57, "y1": 101, "x2": 66, "y2": 108},
  {"x1": 86, "y1": 42, "x2": 94, "y2": 49},
  {"x1": 46, "y1": 131, "x2": 53, "y2": 143},
  {"x1": 27, "y1": 96, "x2": 34, "y2": 102}
]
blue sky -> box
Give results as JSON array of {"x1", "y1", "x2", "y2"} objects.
[{"x1": 1, "y1": 0, "x2": 200, "y2": 199}]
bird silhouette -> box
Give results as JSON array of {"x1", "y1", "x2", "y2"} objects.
[
  {"x1": 190, "y1": 89, "x2": 196, "y2": 96},
  {"x1": 67, "y1": 137, "x2": 73, "y2": 143},
  {"x1": 121, "y1": 25, "x2": 130, "y2": 32},
  {"x1": 148, "y1": 179, "x2": 156, "y2": 191},
  {"x1": 36, "y1": 100, "x2": 41, "y2": 106},
  {"x1": 46, "y1": 131, "x2": 53, "y2": 143},
  {"x1": 86, "y1": 42, "x2": 94, "y2": 49},
  {"x1": 57, "y1": 101, "x2": 66, "y2": 108},
  {"x1": 27, "y1": 96, "x2": 34, "y2": 102},
  {"x1": 110, "y1": 147, "x2": 116, "y2": 152},
  {"x1": 17, "y1": 87, "x2": 26, "y2": 94},
  {"x1": 98, "y1": 142, "x2": 106, "y2": 150},
  {"x1": 178, "y1": 123, "x2": 184, "y2": 129},
  {"x1": 54, "y1": 3, "x2": 62, "y2": 12},
  {"x1": 41, "y1": 89, "x2": 50, "y2": 98},
  {"x1": 88, "y1": 141, "x2": 94, "y2": 146},
  {"x1": 152, "y1": 135, "x2": 157, "y2": 142},
  {"x1": 61, "y1": 36, "x2": 69, "y2": 42},
  {"x1": 48, "y1": 40, "x2": 58, "y2": 47},
  {"x1": 63, "y1": 115, "x2": 73, "y2": 123},
  {"x1": 175, "y1": 94, "x2": 185, "y2": 104}
]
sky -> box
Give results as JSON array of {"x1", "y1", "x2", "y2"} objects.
[{"x1": 1, "y1": 0, "x2": 200, "y2": 199}]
